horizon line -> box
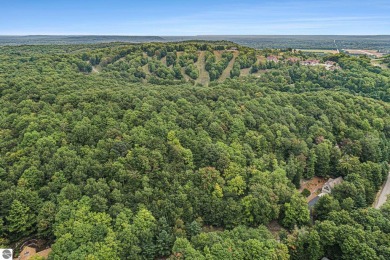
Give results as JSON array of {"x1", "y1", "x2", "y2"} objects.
[{"x1": 1, "y1": 34, "x2": 390, "y2": 37}]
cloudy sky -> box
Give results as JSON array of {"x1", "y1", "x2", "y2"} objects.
[{"x1": 1, "y1": 0, "x2": 389, "y2": 35}]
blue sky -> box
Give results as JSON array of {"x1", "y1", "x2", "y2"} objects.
[{"x1": 1, "y1": 0, "x2": 389, "y2": 35}]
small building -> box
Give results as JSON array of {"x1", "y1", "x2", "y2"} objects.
[
  {"x1": 18, "y1": 246, "x2": 51, "y2": 260},
  {"x1": 322, "y1": 177, "x2": 343, "y2": 194}
]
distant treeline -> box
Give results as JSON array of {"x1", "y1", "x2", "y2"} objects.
[{"x1": 1, "y1": 35, "x2": 390, "y2": 53}]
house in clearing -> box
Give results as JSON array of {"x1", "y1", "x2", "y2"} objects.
[
  {"x1": 308, "y1": 177, "x2": 343, "y2": 208},
  {"x1": 17, "y1": 246, "x2": 51, "y2": 260},
  {"x1": 322, "y1": 177, "x2": 343, "y2": 194}
]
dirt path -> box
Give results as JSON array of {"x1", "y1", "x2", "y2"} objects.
[
  {"x1": 375, "y1": 172, "x2": 390, "y2": 209},
  {"x1": 218, "y1": 51, "x2": 238, "y2": 82},
  {"x1": 195, "y1": 51, "x2": 209, "y2": 85}
]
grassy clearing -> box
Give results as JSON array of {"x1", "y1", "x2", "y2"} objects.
[
  {"x1": 257, "y1": 55, "x2": 266, "y2": 63},
  {"x1": 195, "y1": 51, "x2": 209, "y2": 86},
  {"x1": 218, "y1": 51, "x2": 238, "y2": 82},
  {"x1": 240, "y1": 68, "x2": 251, "y2": 77},
  {"x1": 298, "y1": 49, "x2": 338, "y2": 54},
  {"x1": 344, "y1": 49, "x2": 384, "y2": 58},
  {"x1": 181, "y1": 67, "x2": 191, "y2": 81},
  {"x1": 142, "y1": 64, "x2": 150, "y2": 76},
  {"x1": 176, "y1": 51, "x2": 183, "y2": 58},
  {"x1": 213, "y1": 50, "x2": 222, "y2": 61},
  {"x1": 371, "y1": 59, "x2": 388, "y2": 69},
  {"x1": 160, "y1": 56, "x2": 167, "y2": 66}
]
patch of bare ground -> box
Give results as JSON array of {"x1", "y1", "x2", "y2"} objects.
[
  {"x1": 299, "y1": 177, "x2": 327, "y2": 202},
  {"x1": 218, "y1": 51, "x2": 239, "y2": 82},
  {"x1": 195, "y1": 51, "x2": 210, "y2": 86}
]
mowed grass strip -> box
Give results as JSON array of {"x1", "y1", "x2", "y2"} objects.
[
  {"x1": 218, "y1": 51, "x2": 239, "y2": 82},
  {"x1": 195, "y1": 51, "x2": 210, "y2": 85}
]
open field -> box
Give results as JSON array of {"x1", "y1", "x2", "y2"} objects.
[
  {"x1": 344, "y1": 49, "x2": 384, "y2": 58},
  {"x1": 298, "y1": 49, "x2": 339, "y2": 54}
]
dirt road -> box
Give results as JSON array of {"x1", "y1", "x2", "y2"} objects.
[{"x1": 375, "y1": 172, "x2": 390, "y2": 209}]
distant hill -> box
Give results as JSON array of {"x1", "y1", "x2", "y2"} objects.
[
  {"x1": 0, "y1": 35, "x2": 164, "y2": 45},
  {"x1": 163, "y1": 35, "x2": 390, "y2": 53}
]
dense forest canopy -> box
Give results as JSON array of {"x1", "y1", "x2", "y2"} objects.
[{"x1": 0, "y1": 41, "x2": 390, "y2": 259}]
